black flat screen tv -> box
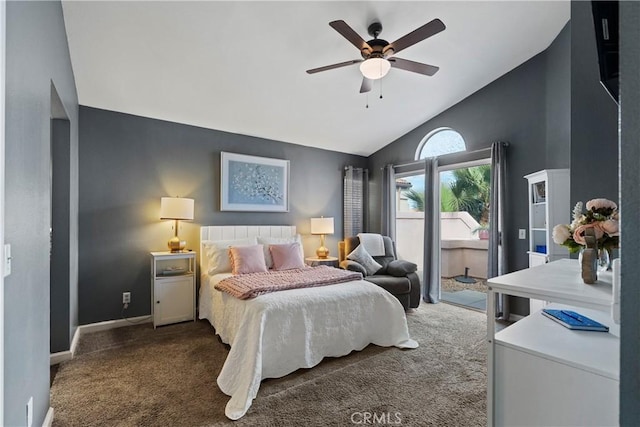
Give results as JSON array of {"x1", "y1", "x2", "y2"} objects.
[{"x1": 591, "y1": 1, "x2": 619, "y2": 104}]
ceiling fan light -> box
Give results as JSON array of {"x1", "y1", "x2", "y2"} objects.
[{"x1": 359, "y1": 58, "x2": 391, "y2": 80}]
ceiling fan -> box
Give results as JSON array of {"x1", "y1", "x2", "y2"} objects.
[{"x1": 306, "y1": 19, "x2": 446, "y2": 93}]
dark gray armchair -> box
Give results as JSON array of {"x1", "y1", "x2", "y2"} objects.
[{"x1": 338, "y1": 235, "x2": 421, "y2": 310}]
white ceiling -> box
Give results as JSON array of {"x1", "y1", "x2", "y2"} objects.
[{"x1": 62, "y1": 1, "x2": 569, "y2": 156}]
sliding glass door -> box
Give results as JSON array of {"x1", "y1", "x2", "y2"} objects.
[{"x1": 439, "y1": 160, "x2": 491, "y2": 311}]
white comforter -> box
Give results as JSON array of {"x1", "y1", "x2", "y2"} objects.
[{"x1": 199, "y1": 273, "x2": 418, "y2": 420}]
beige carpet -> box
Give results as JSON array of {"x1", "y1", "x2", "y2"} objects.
[{"x1": 50, "y1": 302, "x2": 487, "y2": 426}]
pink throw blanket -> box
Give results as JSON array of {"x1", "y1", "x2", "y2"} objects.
[{"x1": 215, "y1": 266, "x2": 363, "y2": 299}]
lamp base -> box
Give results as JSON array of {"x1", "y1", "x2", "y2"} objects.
[
  {"x1": 168, "y1": 236, "x2": 186, "y2": 253},
  {"x1": 316, "y1": 246, "x2": 330, "y2": 259}
]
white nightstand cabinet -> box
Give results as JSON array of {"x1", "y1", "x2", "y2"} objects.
[
  {"x1": 150, "y1": 251, "x2": 196, "y2": 328},
  {"x1": 487, "y1": 260, "x2": 619, "y2": 426}
]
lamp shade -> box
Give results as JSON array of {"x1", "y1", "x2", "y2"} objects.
[
  {"x1": 310, "y1": 217, "x2": 334, "y2": 235},
  {"x1": 359, "y1": 58, "x2": 391, "y2": 80},
  {"x1": 160, "y1": 197, "x2": 194, "y2": 220}
]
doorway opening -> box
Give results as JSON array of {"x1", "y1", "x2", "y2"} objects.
[
  {"x1": 50, "y1": 83, "x2": 71, "y2": 354},
  {"x1": 439, "y1": 161, "x2": 491, "y2": 312}
]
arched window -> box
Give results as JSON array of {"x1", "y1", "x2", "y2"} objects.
[{"x1": 415, "y1": 127, "x2": 466, "y2": 160}]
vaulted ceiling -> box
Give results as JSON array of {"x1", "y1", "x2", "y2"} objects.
[{"x1": 62, "y1": 1, "x2": 569, "y2": 156}]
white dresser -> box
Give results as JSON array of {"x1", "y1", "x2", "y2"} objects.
[{"x1": 487, "y1": 259, "x2": 619, "y2": 426}]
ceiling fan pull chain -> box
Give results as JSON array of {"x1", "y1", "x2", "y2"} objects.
[
  {"x1": 365, "y1": 93, "x2": 369, "y2": 109},
  {"x1": 379, "y1": 79, "x2": 383, "y2": 100}
]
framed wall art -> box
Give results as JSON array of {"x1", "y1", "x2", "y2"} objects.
[{"x1": 220, "y1": 152, "x2": 290, "y2": 212}]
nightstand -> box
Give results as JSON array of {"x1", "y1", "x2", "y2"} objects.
[
  {"x1": 305, "y1": 256, "x2": 339, "y2": 268},
  {"x1": 150, "y1": 251, "x2": 196, "y2": 328}
]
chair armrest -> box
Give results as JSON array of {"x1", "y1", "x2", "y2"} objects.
[
  {"x1": 386, "y1": 260, "x2": 418, "y2": 277},
  {"x1": 340, "y1": 260, "x2": 367, "y2": 276}
]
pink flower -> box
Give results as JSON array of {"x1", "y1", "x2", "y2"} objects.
[
  {"x1": 573, "y1": 223, "x2": 604, "y2": 245},
  {"x1": 599, "y1": 219, "x2": 620, "y2": 236},
  {"x1": 586, "y1": 198, "x2": 617, "y2": 211}
]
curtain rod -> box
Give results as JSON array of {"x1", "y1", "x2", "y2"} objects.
[{"x1": 389, "y1": 144, "x2": 500, "y2": 170}]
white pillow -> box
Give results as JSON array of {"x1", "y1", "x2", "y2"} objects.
[
  {"x1": 202, "y1": 237, "x2": 258, "y2": 275},
  {"x1": 257, "y1": 234, "x2": 304, "y2": 268},
  {"x1": 347, "y1": 244, "x2": 382, "y2": 276}
]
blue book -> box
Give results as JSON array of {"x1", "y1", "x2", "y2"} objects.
[{"x1": 541, "y1": 309, "x2": 609, "y2": 332}]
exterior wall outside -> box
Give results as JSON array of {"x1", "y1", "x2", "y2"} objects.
[
  {"x1": 395, "y1": 212, "x2": 424, "y2": 269},
  {"x1": 396, "y1": 211, "x2": 487, "y2": 278},
  {"x1": 440, "y1": 212, "x2": 480, "y2": 239},
  {"x1": 441, "y1": 240, "x2": 488, "y2": 279}
]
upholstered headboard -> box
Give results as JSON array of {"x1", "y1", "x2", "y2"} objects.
[{"x1": 199, "y1": 225, "x2": 297, "y2": 271}]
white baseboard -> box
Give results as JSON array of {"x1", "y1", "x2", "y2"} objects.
[
  {"x1": 78, "y1": 315, "x2": 151, "y2": 335},
  {"x1": 49, "y1": 316, "x2": 151, "y2": 365},
  {"x1": 49, "y1": 350, "x2": 72, "y2": 366},
  {"x1": 43, "y1": 407, "x2": 54, "y2": 427}
]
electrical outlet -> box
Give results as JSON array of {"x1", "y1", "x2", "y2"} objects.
[
  {"x1": 519, "y1": 229, "x2": 527, "y2": 239},
  {"x1": 123, "y1": 292, "x2": 131, "y2": 304}
]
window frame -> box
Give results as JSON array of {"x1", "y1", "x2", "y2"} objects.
[{"x1": 415, "y1": 127, "x2": 466, "y2": 160}]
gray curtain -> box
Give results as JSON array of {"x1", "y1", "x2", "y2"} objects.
[
  {"x1": 422, "y1": 157, "x2": 440, "y2": 303},
  {"x1": 343, "y1": 166, "x2": 368, "y2": 238},
  {"x1": 488, "y1": 141, "x2": 509, "y2": 318},
  {"x1": 380, "y1": 164, "x2": 396, "y2": 240}
]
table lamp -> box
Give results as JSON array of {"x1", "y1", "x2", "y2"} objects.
[
  {"x1": 310, "y1": 217, "x2": 334, "y2": 258},
  {"x1": 160, "y1": 197, "x2": 194, "y2": 252}
]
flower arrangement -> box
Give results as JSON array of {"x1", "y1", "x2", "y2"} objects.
[{"x1": 552, "y1": 198, "x2": 620, "y2": 254}]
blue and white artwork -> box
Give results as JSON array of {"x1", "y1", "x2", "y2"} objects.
[{"x1": 221, "y1": 152, "x2": 289, "y2": 212}]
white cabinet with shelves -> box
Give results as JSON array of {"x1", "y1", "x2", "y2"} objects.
[
  {"x1": 524, "y1": 169, "x2": 570, "y2": 311},
  {"x1": 150, "y1": 251, "x2": 196, "y2": 328},
  {"x1": 524, "y1": 169, "x2": 570, "y2": 266},
  {"x1": 487, "y1": 259, "x2": 619, "y2": 426}
]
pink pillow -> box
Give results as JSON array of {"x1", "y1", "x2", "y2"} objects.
[
  {"x1": 228, "y1": 245, "x2": 268, "y2": 275},
  {"x1": 269, "y1": 243, "x2": 306, "y2": 270}
]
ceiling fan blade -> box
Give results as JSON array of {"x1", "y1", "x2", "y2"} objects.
[
  {"x1": 389, "y1": 57, "x2": 439, "y2": 76},
  {"x1": 387, "y1": 19, "x2": 445, "y2": 56},
  {"x1": 360, "y1": 77, "x2": 373, "y2": 93},
  {"x1": 306, "y1": 59, "x2": 363, "y2": 74},
  {"x1": 329, "y1": 20, "x2": 371, "y2": 51}
]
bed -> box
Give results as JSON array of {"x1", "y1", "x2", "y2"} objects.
[{"x1": 199, "y1": 225, "x2": 418, "y2": 420}]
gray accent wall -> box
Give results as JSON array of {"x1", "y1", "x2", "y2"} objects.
[
  {"x1": 570, "y1": 1, "x2": 618, "y2": 206},
  {"x1": 78, "y1": 107, "x2": 367, "y2": 324},
  {"x1": 620, "y1": 1, "x2": 640, "y2": 424},
  {"x1": 367, "y1": 15, "x2": 621, "y2": 317},
  {"x1": 545, "y1": 22, "x2": 571, "y2": 169},
  {"x1": 5, "y1": 1, "x2": 79, "y2": 426},
  {"x1": 368, "y1": 39, "x2": 554, "y2": 277}
]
